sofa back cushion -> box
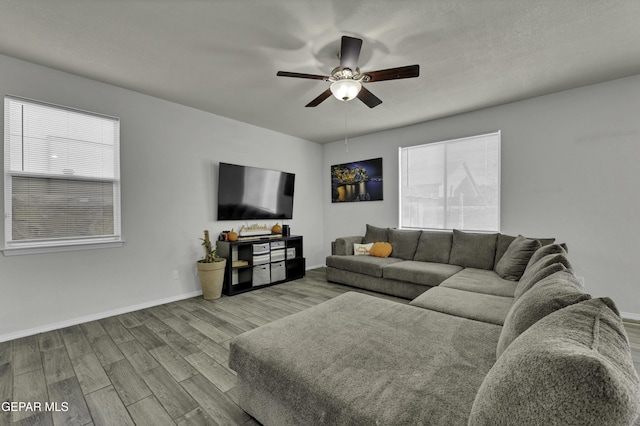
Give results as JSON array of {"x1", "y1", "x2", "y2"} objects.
[
  {"x1": 514, "y1": 251, "x2": 573, "y2": 300},
  {"x1": 448, "y1": 230, "x2": 498, "y2": 270},
  {"x1": 493, "y1": 233, "x2": 555, "y2": 268},
  {"x1": 388, "y1": 229, "x2": 421, "y2": 260},
  {"x1": 494, "y1": 235, "x2": 542, "y2": 281},
  {"x1": 413, "y1": 231, "x2": 453, "y2": 263},
  {"x1": 525, "y1": 242, "x2": 568, "y2": 270},
  {"x1": 470, "y1": 298, "x2": 640, "y2": 426},
  {"x1": 362, "y1": 224, "x2": 389, "y2": 244},
  {"x1": 497, "y1": 270, "x2": 590, "y2": 357}
]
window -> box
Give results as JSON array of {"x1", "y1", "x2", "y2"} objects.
[
  {"x1": 399, "y1": 131, "x2": 500, "y2": 232},
  {"x1": 3, "y1": 96, "x2": 122, "y2": 254}
]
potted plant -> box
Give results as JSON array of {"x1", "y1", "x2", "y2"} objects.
[{"x1": 196, "y1": 230, "x2": 227, "y2": 300}]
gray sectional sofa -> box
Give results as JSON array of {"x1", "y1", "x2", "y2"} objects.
[
  {"x1": 229, "y1": 226, "x2": 640, "y2": 425},
  {"x1": 326, "y1": 225, "x2": 555, "y2": 302}
]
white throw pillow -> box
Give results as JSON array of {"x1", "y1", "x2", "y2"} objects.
[{"x1": 353, "y1": 242, "x2": 374, "y2": 256}]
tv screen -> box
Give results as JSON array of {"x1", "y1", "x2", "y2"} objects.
[{"x1": 217, "y1": 162, "x2": 295, "y2": 220}]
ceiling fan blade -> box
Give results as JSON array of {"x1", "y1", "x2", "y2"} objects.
[
  {"x1": 305, "y1": 89, "x2": 332, "y2": 107},
  {"x1": 357, "y1": 86, "x2": 382, "y2": 108},
  {"x1": 277, "y1": 71, "x2": 329, "y2": 80},
  {"x1": 363, "y1": 64, "x2": 420, "y2": 82},
  {"x1": 339, "y1": 36, "x2": 363, "y2": 71}
]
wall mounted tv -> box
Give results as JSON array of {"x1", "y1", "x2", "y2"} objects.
[{"x1": 217, "y1": 162, "x2": 295, "y2": 220}]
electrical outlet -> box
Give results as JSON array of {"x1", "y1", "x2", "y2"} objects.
[
  {"x1": 172, "y1": 270, "x2": 180, "y2": 280},
  {"x1": 577, "y1": 276, "x2": 585, "y2": 286}
]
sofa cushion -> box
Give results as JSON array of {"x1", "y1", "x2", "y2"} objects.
[
  {"x1": 326, "y1": 267, "x2": 432, "y2": 300},
  {"x1": 325, "y1": 255, "x2": 403, "y2": 278},
  {"x1": 440, "y1": 268, "x2": 517, "y2": 297},
  {"x1": 413, "y1": 231, "x2": 453, "y2": 263},
  {"x1": 497, "y1": 270, "x2": 589, "y2": 357},
  {"x1": 382, "y1": 261, "x2": 463, "y2": 287},
  {"x1": 470, "y1": 298, "x2": 640, "y2": 426},
  {"x1": 362, "y1": 224, "x2": 389, "y2": 244},
  {"x1": 493, "y1": 234, "x2": 555, "y2": 268},
  {"x1": 494, "y1": 235, "x2": 541, "y2": 281},
  {"x1": 514, "y1": 253, "x2": 573, "y2": 300},
  {"x1": 525, "y1": 242, "x2": 568, "y2": 270},
  {"x1": 449, "y1": 230, "x2": 498, "y2": 270},
  {"x1": 230, "y1": 292, "x2": 502, "y2": 426},
  {"x1": 388, "y1": 229, "x2": 421, "y2": 260},
  {"x1": 410, "y1": 287, "x2": 513, "y2": 325}
]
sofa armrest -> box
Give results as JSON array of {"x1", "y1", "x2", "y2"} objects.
[{"x1": 332, "y1": 236, "x2": 364, "y2": 255}]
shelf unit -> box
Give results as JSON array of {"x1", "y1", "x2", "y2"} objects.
[{"x1": 216, "y1": 235, "x2": 305, "y2": 296}]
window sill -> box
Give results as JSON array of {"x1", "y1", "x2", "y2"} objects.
[{"x1": 2, "y1": 240, "x2": 125, "y2": 256}]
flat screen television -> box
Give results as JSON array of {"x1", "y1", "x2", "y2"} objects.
[{"x1": 217, "y1": 162, "x2": 295, "y2": 220}]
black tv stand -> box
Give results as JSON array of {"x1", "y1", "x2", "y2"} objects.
[{"x1": 216, "y1": 235, "x2": 305, "y2": 296}]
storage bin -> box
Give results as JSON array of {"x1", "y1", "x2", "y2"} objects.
[
  {"x1": 253, "y1": 242, "x2": 270, "y2": 255},
  {"x1": 270, "y1": 248, "x2": 285, "y2": 262},
  {"x1": 270, "y1": 240, "x2": 285, "y2": 250},
  {"x1": 286, "y1": 247, "x2": 296, "y2": 259},
  {"x1": 252, "y1": 253, "x2": 270, "y2": 265},
  {"x1": 271, "y1": 261, "x2": 286, "y2": 282},
  {"x1": 253, "y1": 264, "x2": 270, "y2": 287}
]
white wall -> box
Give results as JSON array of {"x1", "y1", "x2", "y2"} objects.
[
  {"x1": 3, "y1": 52, "x2": 639, "y2": 340},
  {"x1": 0, "y1": 54, "x2": 324, "y2": 340},
  {"x1": 323, "y1": 74, "x2": 640, "y2": 318}
]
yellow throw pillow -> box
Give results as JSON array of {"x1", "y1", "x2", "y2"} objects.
[{"x1": 370, "y1": 242, "x2": 393, "y2": 258}]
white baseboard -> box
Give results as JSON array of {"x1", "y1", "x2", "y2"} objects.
[
  {"x1": 306, "y1": 264, "x2": 325, "y2": 270},
  {"x1": 621, "y1": 311, "x2": 640, "y2": 322},
  {"x1": 2, "y1": 268, "x2": 323, "y2": 343},
  {"x1": 0, "y1": 290, "x2": 203, "y2": 343}
]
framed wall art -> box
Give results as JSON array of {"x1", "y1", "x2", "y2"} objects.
[{"x1": 331, "y1": 157, "x2": 383, "y2": 203}]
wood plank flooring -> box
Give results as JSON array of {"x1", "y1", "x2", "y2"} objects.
[{"x1": 0, "y1": 267, "x2": 639, "y2": 426}]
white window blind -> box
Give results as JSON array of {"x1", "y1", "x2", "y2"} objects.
[
  {"x1": 399, "y1": 131, "x2": 500, "y2": 232},
  {"x1": 4, "y1": 95, "x2": 121, "y2": 253}
]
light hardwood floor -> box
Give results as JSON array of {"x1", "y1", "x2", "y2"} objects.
[{"x1": 1, "y1": 268, "x2": 638, "y2": 425}]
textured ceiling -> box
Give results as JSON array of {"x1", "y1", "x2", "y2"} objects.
[{"x1": 1, "y1": 1, "x2": 640, "y2": 143}]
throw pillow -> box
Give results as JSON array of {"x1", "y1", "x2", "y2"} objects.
[
  {"x1": 449, "y1": 229, "x2": 498, "y2": 270},
  {"x1": 388, "y1": 229, "x2": 421, "y2": 260},
  {"x1": 413, "y1": 231, "x2": 453, "y2": 263},
  {"x1": 494, "y1": 235, "x2": 542, "y2": 281},
  {"x1": 370, "y1": 242, "x2": 392, "y2": 258},
  {"x1": 496, "y1": 270, "x2": 589, "y2": 357},
  {"x1": 362, "y1": 224, "x2": 389, "y2": 244},
  {"x1": 493, "y1": 234, "x2": 555, "y2": 269},
  {"x1": 470, "y1": 298, "x2": 640, "y2": 426},
  {"x1": 353, "y1": 243, "x2": 374, "y2": 256},
  {"x1": 514, "y1": 253, "x2": 573, "y2": 300}
]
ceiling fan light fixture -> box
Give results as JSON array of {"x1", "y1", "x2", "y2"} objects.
[{"x1": 330, "y1": 79, "x2": 362, "y2": 101}]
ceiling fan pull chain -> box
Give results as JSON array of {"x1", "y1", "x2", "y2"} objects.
[{"x1": 344, "y1": 101, "x2": 349, "y2": 153}]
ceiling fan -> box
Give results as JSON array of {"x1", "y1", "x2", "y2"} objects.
[{"x1": 277, "y1": 36, "x2": 420, "y2": 108}]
